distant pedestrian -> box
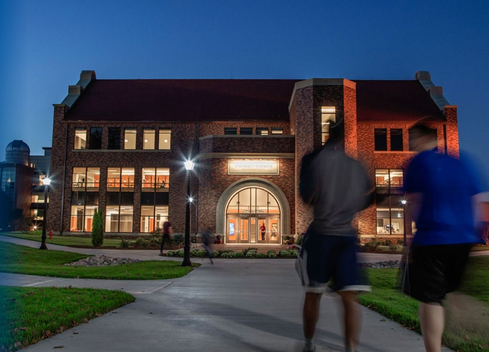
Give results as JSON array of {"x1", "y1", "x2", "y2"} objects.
[
  {"x1": 403, "y1": 123, "x2": 486, "y2": 352},
  {"x1": 260, "y1": 222, "x2": 266, "y2": 241},
  {"x1": 297, "y1": 121, "x2": 373, "y2": 352},
  {"x1": 159, "y1": 220, "x2": 172, "y2": 255},
  {"x1": 201, "y1": 227, "x2": 214, "y2": 264}
]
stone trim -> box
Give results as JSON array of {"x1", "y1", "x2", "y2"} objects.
[
  {"x1": 215, "y1": 178, "x2": 291, "y2": 238},
  {"x1": 197, "y1": 153, "x2": 295, "y2": 160}
]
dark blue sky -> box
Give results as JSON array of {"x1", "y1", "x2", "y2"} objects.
[{"x1": 1, "y1": 0, "x2": 489, "y2": 176}]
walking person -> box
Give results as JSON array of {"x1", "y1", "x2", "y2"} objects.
[
  {"x1": 403, "y1": 123, "x2": 485, "y2": 352},
  {"x1": 159, "y1": 220, "x2": 172, "y2": 255},
  {"x1": 297, "y1": 121, "x2": 373, "y2": 352},
  {"x1": 201, "y1": 227, "x2": 214, "y2": 264}
]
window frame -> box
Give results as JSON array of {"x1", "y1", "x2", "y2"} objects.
[
  {"x1": 374, "y1": 128, "x2": 388, "y2": 151},
  {"x1": 74, "y1": 128, "x2": 87, "y2": 150}
]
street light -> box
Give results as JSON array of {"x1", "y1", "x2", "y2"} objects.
[
  {"x1": 181, "y1": 160, "x2": 195, "y2": 267},
  {"x1": 401, "y1": 199, "x2": 407, "y2": 246},
  {"x1": 40, "y1": 177, "x2": 51, "y2": 250}
]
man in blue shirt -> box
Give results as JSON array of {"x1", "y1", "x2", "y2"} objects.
[{"x1": 404, "y1": 123, "x2": 485, "y2": 352}]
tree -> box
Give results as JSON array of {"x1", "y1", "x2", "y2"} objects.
[{"x1": 92, "y1": 209, "x2": 104, "y2": 247}]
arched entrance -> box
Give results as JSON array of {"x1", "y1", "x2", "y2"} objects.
[{"x1": 216, "y1": 179, "x2": 290, "y2": 244}]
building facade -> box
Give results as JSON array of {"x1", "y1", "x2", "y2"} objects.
[{"x1": 47, "y1": 71, "x2": 459, "y2": 243}]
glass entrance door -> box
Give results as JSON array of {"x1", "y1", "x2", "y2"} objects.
[{"x1": 240, "y1": 216, "x2": 249, "y2": 243}]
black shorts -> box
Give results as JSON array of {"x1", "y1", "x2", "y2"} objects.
[{"x1": 403, "y1": 244, "x2": 472, "y2": 303}]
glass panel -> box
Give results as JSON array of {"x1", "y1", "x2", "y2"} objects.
[
  {"x1": 124, "y1": 129, "x2": 137, "y2": 149},
  {"x1": 224, "y1": 127, "x2": 237, "y2": 135},
  {"x1": 86, "y1": 168, "x2": 100, "y2": 190},
  {"x1": 376, "y1": 208, "x2": 391, "y2": 234},
  {"x1": 391, "y1": 207, "x2": 404, "y2": 235},
  {"x1": 89, "y1": 127, "x2": 102, "y2": 149},
  {"x1": 121, "y1": 168, "x2": 134, "y2": 189},
  {"x1": 119, "y1": 206, "x2": 133, "y2": 232},
  {"x1": 256, "y1": 189, "x2": 268, "y2": 214},
  {"x1": 228, "y1": 217, "x2": 237, "y2": 242},
  {"x1": 256, "y1": 128, "x2": 269, "y2": 135},
  {"x1": 250, "y1": 217, "x2": 257, "y2": 243},
  {"x1": 105, "y1": 206, "x2": 119, "y2": 232},
  {"x1": 72, "y1": 167, "x2": 86, "y2": 190},
  {"x1": 258, "y1": 219, "x2": 267, "y2": 241},
  {"x1": 227, "y1": 193, "x2": 239, "y2": 214},
  {"x1": 390, "y1": 129, "x2": 403, "y2": 151},
  {"x1": 240, "y1": 127, "x2": 253, "y2": 135},
  {"x1": 107, "y1": 168, "x2": 121, "y2": 191},
  {"x1": 156, "y1": 168, "x2": 169, "y2": 191},
  {"x1": 240, "y1": 218, "x2": 248, "y2": 242},
  {"x1": 375, "y1": 169, "x2": 389, "y2": 187},
  {"x1": 375, "y1": 129, "x2": 387, "y2": 151},
  {"x1": 321, "y1": 106, "x2": 336, "y2": 145},
  {"x1": 74, "y1": 129, "x2": 86, "y2": 149},
  {"x1": 70, "y1": 205, "x2": 84, "y2": 232},
  {"x1": 155, "y1": 206, "x2": 168, "y2": 230},
  {"x1": 158, "y1": 130, "x2": 171, "y2": 150},
  {"x1": 142, "y1": 168, "x2": 155, "y2": 191},
  {"x1": 268, "y1": 195, "x2": 279, "y2": 214},
  {"x1": 108, "y1": 127, "x2": 121, "y2": 150},
  {"x1": 239, "y1": 188, "x2": 251, "y2": 214},
  {"x1": 143, "y1": 129, "x2": 155, "y2": 150},
  {"x1": 140, "y1": 205, "x2": 154, "y2": 233},
  {"x1": 271, "y1": 128, "x2": 283, "y2": 135},
  {"x1": 390, "y1": 169, "x2": 403, "y2": 188},
  {"x1": 270, "y1": 218, "x2": 279, "y2": 241},
  {"x1": 85, "y1": 206, "x2": 97, "y2": 232}
]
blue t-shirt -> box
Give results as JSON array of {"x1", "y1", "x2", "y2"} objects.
[{"x1": 405, "y1": 150, "x2": 484, "y2": 245}]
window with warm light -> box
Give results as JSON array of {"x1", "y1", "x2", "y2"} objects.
[
  {"x1": 256, "y1": 127, "x2": 269, "y2": 135},
  {"x1": 143, "y1": 129, "x2": 155, "y2": 150},
  {"x1": 158, "y1": 129, "x2": 171, "y2": 150},
  {"x1": 142, "y1": 168, "x2": 169, "y2": 191},
  {"x1": 375, "y1": 169, "x2": 404, "y2": 188},
  {"x1": 321, "y1": 106, "x2": 336, "y2": 144},
  {"x1": 271, "y1": 128, "x2": 283, "y2": 135},
  {"x1": 124, "y1": 129, "x2": 137, "y2": 149},
  {"x1": 74, "y1": 128, "x2": 87, "y2": 149},
  {"x1": 376, "y1": 195, "x2": 405, "y2": 235},
  {"x1": 140, "y1": 206, "x2": 168, "y2": 232}
]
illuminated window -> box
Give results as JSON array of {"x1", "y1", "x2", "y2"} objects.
[
  {"x1": 70, "y1": 205, "x2": 98, "y2": 232},
  {"x1": 375, "y1": 169, "x2": 403, "y2": 188},
  {"x1": 74, "y1": 128, "x2": 87, "y2": 149},
  {"x1": 321, "y1": 106, "x2": 336, "y2": 144},
  {"x1": 158, "y1": 130, "x2": 171, "y2": 150},
  {"x1": 107, "y1": 167, "x2": 134, "y2": 191},
  {"x1": 124, "y1": 129, "x2": 137, "y2": 149},
  {"x1": 376, "y1": 195, "x2": 405, "y2": 235},
  {"x1": 142, "y1": 168, "x2": 169, "y2": 191},
  {"x1": 105, "y1": 206, "x2": 133, "y2": 233},
  {"x1": 143, "y1": 129, "x2": 155, "y2": 150},
  {"x1": 72, "y1": 167, "x2": 100, "y2": 190},
  {"x1": 271, "y1": 128, "x2": 283, "y2": 135},
  {"x1": 256, "y1": 128, "x2": 269, "y2": 135},
  {"x1": 140, "y1": 206, "x2": 169, "y2": 232}
]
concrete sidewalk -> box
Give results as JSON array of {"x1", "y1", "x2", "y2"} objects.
[{"x1": 3, "y1": 263, "x2": 452, "y2": 351}]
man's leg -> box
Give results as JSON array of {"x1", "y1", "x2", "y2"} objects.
[
  {"x1": 303, "y1": 292, "x2": 322, "y2": 350},
  {"x1": 419, "y1": 302, "x2": 444, "y2": 352},
  {"x1": 160, "y1": 235, "x2": 166, "y2": 254},
  {"x1": 338, "y1": 291, "x2": 361, "y2": 352}
]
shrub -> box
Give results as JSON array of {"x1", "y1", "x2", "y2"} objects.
[
  {"x1": 295, "y1": 234, "x2": 304, "y2": 246},
  {"x1": 364, "y1": 240, "x2": 380, "y2": 251},
  {"x1": 166, "y1": 250, "x2": 176, "y2": 257},
  {"x1": 221, "y1": 252, "x2": 230, "y2": 258},
  {"x1": 234, "y1": 252, "x2": 244, "y2": 258},
  {"x1": 246, "y1": 251, "x2": 256, "y2": 258},
  {"x1": 278, "y1": 250, "x2": 290, "y2": 257},
  {"x1": 256, "y1": 253, "x2": 267, "y2": 258},
  {"x1": 289, "y1": 250, "x2": 299, "y2": 258},
  {"x1": 172, "y1": 233, "x2": 184, "y2": 245},
  {"x1": 190, "y1": 249, "x2": 200, "y2": 257},
  {"x1": 228, "y1": 252, "x2": 237, "y2": 258},
  {"x1": 176, "y1": 249, "x2": 185, "y2": 257},
  {"x1": 120, "y1": 237, "x2": 130, "y2": 248},
  {"x1": 267, "y1": 250, "x2": 276, "y2": 255},
  {"x1": 242, "y1": 247, "x2": 258, "y2": 255},
  {"x1": 135, "y1": 238, "x2": 150, "y2": 248},
  {"x1": 91, "y1": 209, "x2": 104, "y2": 247},
  {"x1": 268, "y1": 252, "x2": 277, "y2": 258}
]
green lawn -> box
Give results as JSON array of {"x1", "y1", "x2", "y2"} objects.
[
  {"x1": 0, "y1": 286, "x2": 135, "y2": 351},
  {"x1": 0, "y1": 242, "x2": 197, "y2": 280},
  {"x1": 360, "y1": 256, "x2": 489, "y2": 352},
  {"x1": 2, "y1": 231, "x2": 123, "y2": 248}
]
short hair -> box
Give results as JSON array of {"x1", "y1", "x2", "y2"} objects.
[{"x1": 410, "y1": 123, "x2": 437, "y2": 138}]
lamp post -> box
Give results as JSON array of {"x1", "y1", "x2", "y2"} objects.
[
  {"x1": 401, "y1": 199, "x2": 407, "y2": 246},
  {"x1": 40, "y1": 177, "x2": 51, "y2": 250},
  {"x1": 181, "y1": 160, "x2": 194, "y2": 267}
]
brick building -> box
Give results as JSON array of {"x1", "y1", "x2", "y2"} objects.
[{"x1": 47, "y1": 70, "x2": 458, "y2": 243}]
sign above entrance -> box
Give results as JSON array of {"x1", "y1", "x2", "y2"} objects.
[{"x1": 228, "y1": 159, "x2": 279, "y2": 175}]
